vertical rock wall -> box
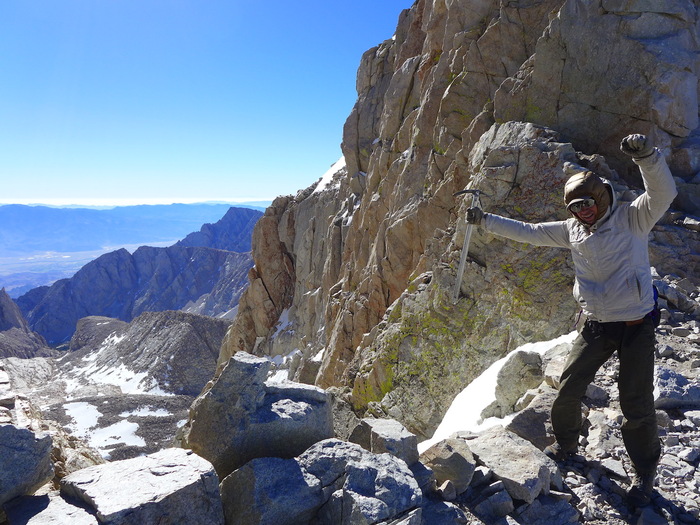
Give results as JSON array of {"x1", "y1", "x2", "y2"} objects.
[{"x1": 219, "y1": 0, "x2": 700, "y2": 439}]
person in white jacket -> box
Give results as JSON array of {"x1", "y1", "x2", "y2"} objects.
[{"x1": 466, "y1": 134, "x2": 677, "y2": 507}]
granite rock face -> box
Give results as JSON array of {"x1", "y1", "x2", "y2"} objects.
[{"x1": 218, "y1": 0, "x2": 700, "y2": 447}]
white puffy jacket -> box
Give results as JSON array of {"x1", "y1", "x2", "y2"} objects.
[{"x1": 483, "y1": 151, "x2": 678, "y2": 323}]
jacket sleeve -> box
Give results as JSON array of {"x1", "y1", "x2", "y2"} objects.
[
  {"x1": 628, "y1": 150, "x2": 678, "y2": 234},
  {"x1": 483, "y1": 214, "x2": 571, "y2": 248}
]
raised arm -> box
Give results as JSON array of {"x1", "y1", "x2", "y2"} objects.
[{"x1": 619, "y1": 134, "x2": 678, "y2": 234}]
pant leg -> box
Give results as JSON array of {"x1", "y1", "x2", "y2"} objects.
[
  {"x1": 618, "y1": 318, "x2": 661, "y2": 474},
  {"x1": 551, "y1": 321, "x2": 617, "y2": 449}
]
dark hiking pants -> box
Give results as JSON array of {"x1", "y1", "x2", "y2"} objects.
[{"x1": 551, "y1": 317, "x2": 661, "y2": 474}]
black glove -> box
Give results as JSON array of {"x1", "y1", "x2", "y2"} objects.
[
  {"x1": 466, "y1": 207, "x2": 484, "y2": 225},
  {"x1": 620, "y1": 134, "x2": 655, "y2": 159}
]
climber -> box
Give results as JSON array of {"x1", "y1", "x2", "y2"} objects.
[{"x1": 465, "y1": 134, "x2": 677, "y2": 508}]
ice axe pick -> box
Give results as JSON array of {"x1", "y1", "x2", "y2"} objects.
[{"x1": 452, "y1": 189, "x2": 485, "y2": 303}]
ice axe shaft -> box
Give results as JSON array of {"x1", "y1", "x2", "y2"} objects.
[{"x1": 452, "y1": 189, "x2": 484, "y2": 303}]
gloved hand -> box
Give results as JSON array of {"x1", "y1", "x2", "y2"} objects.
[
  {"x1": 620, "y1": 134, "x2": 655, "y2": 159},
  {"x1": 466, "y1": 207, "x2": 484, "y2": 225}
]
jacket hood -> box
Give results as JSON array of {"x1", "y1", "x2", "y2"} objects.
[{"x1": 564, "y1": 171, "x2": 615, "y2": 223}]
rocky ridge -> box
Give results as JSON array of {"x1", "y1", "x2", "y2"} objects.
[
  {"x1": 15, "y1": 245, "x2": 250, "y2": 345},
  {"x1": 176, "y1": 206, "x2": 262, "y2": 252},
  {"x1": 0, "y1": 289, "x2": 52, "y2": 359},
  {"x1": 15, "y1": 206, "x2": 260, "y2": 345}
]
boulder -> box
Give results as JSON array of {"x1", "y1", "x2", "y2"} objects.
[
  {"x1": 0, "y1": 424, "x2": 54, "y2": 508},
  {"x1": 60, "y1": 448, "x2": 223, "y2": 525},
  {"x1": 584, "y1": 410, "x2": 624, "y2": 459},
  {"x1": 219, "y1": 457, "x2": 324, "y2": 525},
  {"x1": 349, "y1": 417, "x2": 419, "y2": 465},
  {"x1": 506, "y1": 387, "x2": 557, "y2": 450},
  {"x1": 4, "y1": 492, "x2": 98, "y2": 525},
  {"x1": 184, "y1": 352, "x2": 333, "y2": 479},
  {"x1": 298, "y1": 439, "x2": 423, "y2": 525},
  {"x1": 655, "y1": 367, "x2": 700, "y2": 409},
  {"x1": 542, "y1": 342, "x2": 572, "y2": 388},
  {"x1": 419, "y1": 438, "x2": 476, "y2": 495},
  {"x1": 474, "y1": 485, "x2": 515, "y2": 520},
  {"x1": 467, "y1": 426, "x2": 562, "y2": 504},
  {"x1": 219, "y1": 438, "x2": 423, "y2": 525},
  {"x1": 481, "y1": 350, "x2": 544, "y2": 419},
  {"x1": 418, "y1": 500, "x2": 470, "y2": 524}
]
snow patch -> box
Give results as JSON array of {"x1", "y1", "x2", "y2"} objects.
[
  {"x1": 271, "y1": 309, "x2": 293, "y2": 339},
  {"x1": 311, "y1": 348, "x2": 326, "y2": 363},
  {"x1": 119, "y1": 407, "x2": 171, "y2": 418},
  {"x1": 63, "y1": 401, "x2": 149, "y2": 459},
  {"x1": 266, "y1": 348, "x2": 303, "y2": 383},
  {"x1": 313, "y1": 157, "x2": 345, "y2": 194},
  {"x1": 91, "y1": 420, "x2": 146, "y2": 458},
  {"x1": 64, "y1": 402, "x2": 101, "y2": 436},
  {"x1": 268, "y1": 370, "x2": 290, "y2": 383},
  {"x1": 418, "y1": 331, "x2": 578, "y2": 453}
]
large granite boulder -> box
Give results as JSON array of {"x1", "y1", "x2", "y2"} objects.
[
  {"x1": 419, "y1": 438, "x2": 476, "y2": 496},
  {"x1": 348, "y1": 417, "x2": 420, "y2": 466},
  {"x1": 0, "y1": 424, "x2": 53, "y2": 508},
  {"x1": 4, "y1": 492, "x2": 98, "y2": 524},
  {"x1": 219, "y1": 438, "x2": 422, "y2": 525},
  {"x1": 60, "y1": 448, "x2": 223, "y2": 525},
  {"x1": 183, "y1": 352, "x2": 333, "y2": 479},
  {"x1": 481, "y1": 350, "x2": 544, "y2": 419},
  {"x1": 466, "y1": 426, "x2": 562, "y2": 504},
  {"x1": 219, "y1": 456, "x2": 324, "y2": 525}
]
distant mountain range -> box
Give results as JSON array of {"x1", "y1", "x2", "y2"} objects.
[
  {"x1": 0, "y1": 203, "x2": 268, "y2": 297},
  {"x1": 12, "y1": 206, "x2": 263, "y2": 345}
]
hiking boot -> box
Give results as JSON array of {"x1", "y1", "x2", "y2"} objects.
[
  {"x1": 627, "y1": 470, "x2": 655, "y2": 508},
  {"x1": 543, "y1": 442, "x2": 577, "y2": 461}
]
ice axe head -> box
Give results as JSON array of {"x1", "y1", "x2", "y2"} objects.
[
  {"x1": 453, "y1": 189, "x2": 486, "y2": 197},
  {"x1": 453, "y1": 188, "x2": 487, "y2": 207}
]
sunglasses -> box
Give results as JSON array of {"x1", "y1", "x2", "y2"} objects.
[{"x1": 568, "y1": 198, "x2": 596, "y2": 213}]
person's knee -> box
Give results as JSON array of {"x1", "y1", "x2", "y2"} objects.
[{"x1": 621, "y1": 412, "x2": 657, "y2": 431}]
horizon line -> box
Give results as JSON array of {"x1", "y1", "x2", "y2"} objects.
[{"x1": 0, "y1": 198, "x2": 274, "y2": 208}]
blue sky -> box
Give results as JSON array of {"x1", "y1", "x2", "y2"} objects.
[{"x1": 0, "y1": 1, "x2": 411, "y2": 206}]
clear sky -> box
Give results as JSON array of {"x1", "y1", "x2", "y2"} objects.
[{"x1": 0, "y1": 1, "x2": 411, "y2": 206}]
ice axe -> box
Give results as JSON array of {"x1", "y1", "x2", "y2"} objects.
[{"x1": 452, "y1": 189, "x2": 486, "y2": 303}]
